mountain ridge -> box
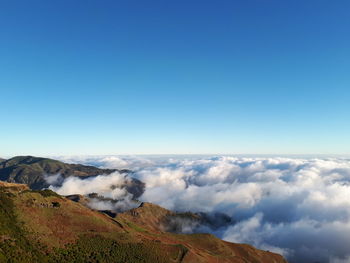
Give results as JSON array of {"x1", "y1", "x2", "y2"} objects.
[{"x1": 0, "y1": 156, "x2": 144, "y2": 198}]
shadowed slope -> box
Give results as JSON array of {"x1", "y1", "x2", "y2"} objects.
[
  {"x1": 0, "y1": 156, "x2": 116, "y2": 189},
  {"x1": 0, "y1": 156, "x2": 145, "y2": 199}
]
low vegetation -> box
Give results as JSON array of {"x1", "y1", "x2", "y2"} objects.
[{"x1": 0, "y1": 177, "x2": 287, "y2": 263}]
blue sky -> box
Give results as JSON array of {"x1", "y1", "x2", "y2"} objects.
[{"x1": 1, "y1": 0, "x2": 349, "y2": 156}]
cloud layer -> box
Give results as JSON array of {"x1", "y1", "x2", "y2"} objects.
[
  {"x1": 51, "y1": 156, "x2": 350, "y2": 263},
  {"x1": 49, "y1": 172, "x2": 140, "y2": 212}
]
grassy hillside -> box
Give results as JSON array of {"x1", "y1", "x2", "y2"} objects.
[{"x1": 0, "y1": 182, "x2": 287, "y2": 263}]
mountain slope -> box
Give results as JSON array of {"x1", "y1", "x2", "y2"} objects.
[
  {"x1": 0, "y1": 156, "x2": 144, "y2": 197},
  {"x1": 0, "y1": 182, "x2": 287, "y2": 263}
]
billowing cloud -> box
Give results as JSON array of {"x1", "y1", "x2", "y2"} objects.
[
  {"x1": 49, "y1": 172, "x2": 140, "y2": 212},
  {"x1": 54, "y1": 155, "x2": 157, "y2": 169},
  {"x1": 48, "y1": 155, "x2": 350, "y2": 263}
]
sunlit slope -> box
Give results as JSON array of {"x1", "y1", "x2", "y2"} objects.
[{"x1": 0, "y1": 182, "x2": 287, "y2": 263}]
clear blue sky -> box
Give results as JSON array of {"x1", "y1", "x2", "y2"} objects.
[{"x1": 1, "y1": 0, "x2": 349, "y2": 156}]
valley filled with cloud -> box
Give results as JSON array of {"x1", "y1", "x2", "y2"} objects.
[{"x1": 52, "y1": 155, "x2": 350, "y2": 263}]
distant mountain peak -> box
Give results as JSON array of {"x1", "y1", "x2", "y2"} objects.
[{"x1": 0, "y1": 155, "x2": 120, "y2": 190}]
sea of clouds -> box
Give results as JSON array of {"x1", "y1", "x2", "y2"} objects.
[{"x1": 51, "y1": 155, "x2": 350, "y2": 263}]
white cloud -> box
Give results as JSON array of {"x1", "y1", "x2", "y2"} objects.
[
  {"x1": 44, "y1": 173, "x2": 63, "y2": 185},
  {"x1": 54, "y1": 155, "x2": 156, "y2": 169},
  {"x1": 50, "y1": 172, "x2": 127, "y2": 198},
  {"x1": 50, "y1": 171, "x2": 139, "y2": 212}
]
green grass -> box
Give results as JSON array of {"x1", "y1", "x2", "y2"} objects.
[
  {"x1": 126, "y1": 221, "x2": 147, "y2": 233},
  {"x1": 48, "y1": 235, "x2": 180, "y2": 263},
  {"x1": 0, "y1": 190, "x2": 48, "y2": 262},
  {"x1": 22, "y1": 189, "x2": 62, "y2": 198}
]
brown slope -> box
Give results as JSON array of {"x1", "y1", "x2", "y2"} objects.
[
  {"x1": 0, "y1": 182, "x2": 287, "y2": 263},
  {"x1": 0, "y1": 182, "x2": 185, "y2": 262},
  {"x1": 118, "y1": 202, "x2": 288, "y2": 263}
]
